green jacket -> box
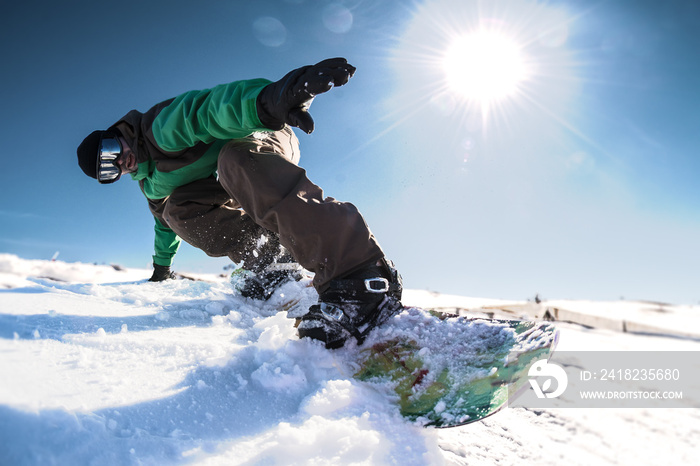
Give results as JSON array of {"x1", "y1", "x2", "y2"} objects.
[{"x1": 109, "y1": 79, "x2": 273, "y2": 266}]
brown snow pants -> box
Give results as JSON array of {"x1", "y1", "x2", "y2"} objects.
[{"x1": 159, "y1": 127, "x2": 385, "y2": 292}]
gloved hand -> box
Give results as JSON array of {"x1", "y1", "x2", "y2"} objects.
[
  {"x1": 256, "y1": 57, "x2": 356, "y2": 134},
  {"x1": 149, "y1": 263, "x2": 176, "y2": 282}
]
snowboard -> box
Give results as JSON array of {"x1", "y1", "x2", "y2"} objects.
[
  {"x1": 347, "y1": 307, "x2": 559, "y2": 428},
  {"x1": 263, "y1": 278, "x2": 558, "y2": 428}
]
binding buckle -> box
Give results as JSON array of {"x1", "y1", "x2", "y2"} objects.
[
  {"x1": 319, "y1": 303, "x2": 345, "y2": 321},
  {"x1": 364, "y1": 277, "x2": 389, "y2": 293}
]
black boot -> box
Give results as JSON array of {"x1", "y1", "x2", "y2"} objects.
[
  {"x1": 297, "y1": 259, "x2": 403, "y2": 349},
  {"x1": 231, "y1": 262, "x2": 305, "y2": 300},
  {"x1": 231, "y1": 241, "x2": 305, "y2": 300}
]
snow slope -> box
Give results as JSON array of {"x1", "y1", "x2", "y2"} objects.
[{"x1": 0, "y1": 254, "x2": 698, "y2": 465}]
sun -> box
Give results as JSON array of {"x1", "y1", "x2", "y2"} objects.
[{"x1": 443, "y1": 29, "x2": 527, "y2": 104}]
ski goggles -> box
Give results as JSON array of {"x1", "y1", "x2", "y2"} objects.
[{"x1": 97, "y1": 135, "x2": 123, "y2": 184}]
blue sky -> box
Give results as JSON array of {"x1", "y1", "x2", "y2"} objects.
[{"x1": 1, "y1": 0, "x2": 698, "y2": 304}]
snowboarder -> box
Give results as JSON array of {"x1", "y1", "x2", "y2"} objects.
[{"x1": 76, "y1": 58, "x2": 402, "y2": 349}]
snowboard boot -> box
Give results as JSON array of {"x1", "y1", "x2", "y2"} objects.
[
  {"x1": 297, "y1": 259, "x2": 403, "y2": 349},
  {"x1": 231, "y1": 250, "x2": 305, "y2": 300}
]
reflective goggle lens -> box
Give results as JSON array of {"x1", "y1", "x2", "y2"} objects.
[{"x1": 97, "y1": 137, "x2": 122, "y2": 183}]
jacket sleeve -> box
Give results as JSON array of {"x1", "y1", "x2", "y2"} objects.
[
  {"x1": 151, "y1": 79, "x2": 272, "y2": 152},
  {"x1": 153, "y1": 216, "x2": 181, "y2": 267}
]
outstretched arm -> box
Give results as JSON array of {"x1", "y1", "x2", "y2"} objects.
[{"x1": 151, "y1": 58, "x2": 356, "y2": 152}]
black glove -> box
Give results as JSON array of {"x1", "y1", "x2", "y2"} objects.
[
  {"x1": 256, "y1": 57, "x2": 356, "y2": 134},
  {"x1": 149, "y1": 263, "x2": 176, "y2": 282}
]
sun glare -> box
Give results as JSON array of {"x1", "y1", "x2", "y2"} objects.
[
  {"x1": 382, "y1": 0, "x2": 580, "y2": 150},
  {"x1": 443, "y1": 30, "x2": 527, "y2": 103}
]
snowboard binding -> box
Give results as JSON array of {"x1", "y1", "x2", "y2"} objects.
[{"x1": 297, "y1": 259, "x2": 403, "y2": 349}]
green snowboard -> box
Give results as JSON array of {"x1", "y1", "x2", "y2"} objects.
[{"x1": 351, "y1": 307, "x2": 559, "y2": 428}]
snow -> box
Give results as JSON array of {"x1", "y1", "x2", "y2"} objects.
[{"x1": 0, "y1": 253, "x2": 698, "y2": 465}]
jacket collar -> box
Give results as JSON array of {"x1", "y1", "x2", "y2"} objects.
[
  {"x1": 109, "y1": 110, "x2": 149, "y2": 165},
  {"x1": 109, "y1": 110, "x2": 153, "y2": 180}
]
